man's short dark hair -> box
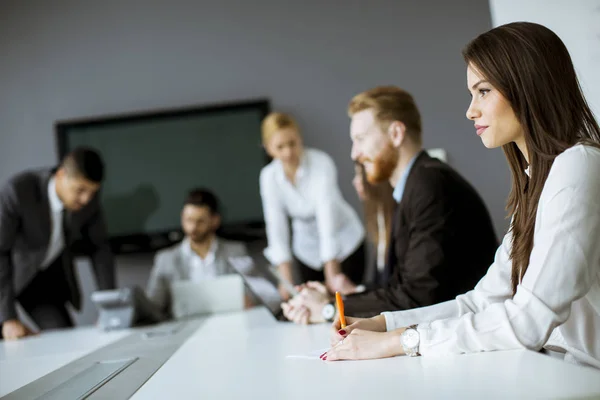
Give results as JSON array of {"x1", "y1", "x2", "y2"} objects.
[
  {"x1": 62, "y1": 147, "x2": 105, "y2": 183},
  {"x1": 184, "y1": 188, "x2": 219, "y2": 215}
]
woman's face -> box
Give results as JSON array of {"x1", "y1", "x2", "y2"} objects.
[
  {"x1": 466, "y1": 64, "x2": 524, "y2": 150},
  {"x1": 266, "y1": 127, "x2": 303, "y2": 167}
]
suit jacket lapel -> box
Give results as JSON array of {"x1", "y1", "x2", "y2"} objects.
[
  {"x1": 380, "y1": 151, "x2": 428, "y2": 284},
  {"x1": 400, "y1": 151, "x2": 430, "y2": 205}
]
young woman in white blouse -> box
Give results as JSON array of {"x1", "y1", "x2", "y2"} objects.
[
  {"x1": 322, "y1": 22, "x2": 600, "y2": 368},
  {"x1": 259, "y1": 112, "x2": 365, "y2": 300}
]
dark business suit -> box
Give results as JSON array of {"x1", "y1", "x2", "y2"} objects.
[
  {"x1": 344, "y1": 151, "x2": 498, "y2": 317},
  {"x1": 0, "y1": 168, "x2": 115, "y2": 333}
]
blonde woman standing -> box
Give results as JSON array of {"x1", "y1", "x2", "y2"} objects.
[{"x1": 259, "y1": 112, "x2": 365, "y2": 300}]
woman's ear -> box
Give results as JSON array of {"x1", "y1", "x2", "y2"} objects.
[{"x1": 387, "y1": 121, "x2": 407, "y2": 147}]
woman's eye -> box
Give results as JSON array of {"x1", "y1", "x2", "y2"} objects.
[{"x1": 479, "y1": 89, "x2": 490, "y2": 97}]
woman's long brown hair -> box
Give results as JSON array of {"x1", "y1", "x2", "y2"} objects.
[
  {"x1": 355, "y1": 163, "x2": 395, "y2": 255},
  {"x1": 463, "y1": 22, "x2": 600, "y2": 294}
]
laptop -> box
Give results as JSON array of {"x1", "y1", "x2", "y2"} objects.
[
  {"x1": 228, "y1": 256, "x2": 292, "y2": 322},
  {"x1": 169, "y1": 275, "x2": 245, "y2": 319}
]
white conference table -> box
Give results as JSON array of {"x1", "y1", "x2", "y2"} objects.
[
  {"x1": 2, "y1": 307, "x2": 600, "y2": 399},
  {"x1": 0, "y1": 327, "x2": 131, "y2": 397}
]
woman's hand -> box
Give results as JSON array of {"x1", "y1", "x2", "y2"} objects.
[
  {"x1": 324, "y1": 328, "x2": 406, "y2": 361},
  {"x1": 329, "y1": 314, "x2": 387, "y2": 346}
]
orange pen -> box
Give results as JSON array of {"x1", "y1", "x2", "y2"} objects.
[{"x1": 335, "y1": 291, "x2": 346, "y2": 329}]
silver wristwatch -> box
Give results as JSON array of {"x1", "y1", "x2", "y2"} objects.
[
  {"x1": 321, "y1": 303, "x2": 335, "y2": 322},
  {"x1": 400, "y1": 324, "x2": 421, "y2": 356}
]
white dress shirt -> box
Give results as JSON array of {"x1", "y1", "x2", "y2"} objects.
[
  {"x1": 383, "y1": 144, "x2": 600, "y2": 369},
  {"x1": 40, "y1": 176, "x2": 65, "y2": 269},
  {"x1": 259, "y1": 148, "x2": 365, "y2": 270},
  {"x1": 181, "y1": 237, "x2": 220, "y2": 282}
]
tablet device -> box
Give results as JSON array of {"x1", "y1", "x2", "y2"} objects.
[{"x1": 228, "y1": 256, "x2": 292, "y2": 322}]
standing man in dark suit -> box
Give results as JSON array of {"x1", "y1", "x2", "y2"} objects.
[
  {"x1": 0, "y1": 147, "x2": 115, "y2": 340},
  {"x1": 282, "y1": 86, "x2": 498, "y2": 323}
]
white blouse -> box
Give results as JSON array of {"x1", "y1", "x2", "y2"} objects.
[
  {"x1": 259, "y1": 148, "x2": 364, "y2": 270},
  {"x1": 383, "y1": 144, "x2": 600, "y2": 369}
]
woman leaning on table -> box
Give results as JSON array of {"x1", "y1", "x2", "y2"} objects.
[
  {"x1": 259, "y1": 112, "x2": 366, "y2": 300},
  {"x1": 323, "y1": 22, "x2": 600, "y2": 369}
]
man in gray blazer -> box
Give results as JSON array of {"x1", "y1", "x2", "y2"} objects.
[
  {"x1": 146, "y1": 188, "x2": 248, "y2": 316},
  {"x1": 0, "y1": 147, "x2": 115, "y2": 340}
]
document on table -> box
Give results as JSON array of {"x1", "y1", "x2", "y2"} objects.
[{"x1": 286, "y1": 348, "x2": 330, "y2": 360}]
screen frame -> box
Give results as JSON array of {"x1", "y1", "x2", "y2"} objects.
[{"x1": 55, "y1": 98, "x2": 271, "y2": 255}]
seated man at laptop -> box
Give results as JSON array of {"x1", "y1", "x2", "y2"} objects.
[{"x1": 146, "y1": 188, "x2": 249, "y2": 316}]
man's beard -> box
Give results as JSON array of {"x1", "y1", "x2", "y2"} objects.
[{"x1": 363, "y1": 141, "x2": 399, "y2": 184}]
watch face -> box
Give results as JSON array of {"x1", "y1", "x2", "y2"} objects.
[
  {"x1": 322, "y1": 304, "x2": 335, "y2": 320},
  {"x1": 402, "y1": 329, "x2": 419, "y2": 348}
]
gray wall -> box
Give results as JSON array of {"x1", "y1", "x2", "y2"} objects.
[{"x1": 0, "y1": 0, "x2": 510, "y2": 325}]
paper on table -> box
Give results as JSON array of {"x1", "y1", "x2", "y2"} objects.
[{"x1": 286, "y1": 348, "x2": 330, "y2": 360}]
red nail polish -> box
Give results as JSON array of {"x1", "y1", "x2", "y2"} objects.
[
  {"x1": 322, "y1": 356, "x2": 327, "y2": 361},
  {"x1": 319, "y1": 352, "x2": 326, "y2": 359},
  {"x1": 338, "y1": 329, "x2": 347, "y2": 336}
]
